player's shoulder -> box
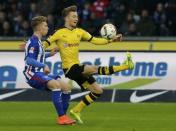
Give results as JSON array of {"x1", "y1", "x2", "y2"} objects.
[
  {"x1": 51, "y1": 27, "x2": 67, "y2": 36},
  {"x1": 75, "y1": 27, "x2": 88, "y2": 34},
  {"x1": 28, "y1": 35, "x2": 39, "y2": 46},
  {"x1": 54, "y1": 27, "x2": 66, "y2": 33},
  {"x1": 55, "y1": 28, "x2": 66, "y2": 32},
  {"x1": 76, "y1": 27, "x2": 86, "y2": 31}
]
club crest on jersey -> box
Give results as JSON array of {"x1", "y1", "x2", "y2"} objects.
[
  {"x1": 29, "y1": 47, "x2": 35, "y2": 53},
  {"x1": 77, "y1": 34, "x2": 81, "y2": 38},
  {"x1": 62, "y1": 35, "x2": 66, "y2": 38}
]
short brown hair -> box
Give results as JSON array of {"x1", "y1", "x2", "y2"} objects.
[
  {"x1": 62, "y1": 5, "x2": 77, "y2": 18},
  {"x1": 31, "y1": 16, "x2": 47, "y2": 30}
]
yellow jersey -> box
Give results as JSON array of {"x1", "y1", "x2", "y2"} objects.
[{"x1": 43, "y1": 27, "x2": 109, "y2": 69}]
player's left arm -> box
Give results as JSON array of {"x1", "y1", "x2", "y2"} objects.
[
  {"x1": 45, "y1": 47, "x2": 58, "y2": 58},
  {"x1": 43, "y1": 31, "x2": 60, "y2": 49},
  {"x1": 81, "y1": 29, "x2": 122, "y2": 45}
]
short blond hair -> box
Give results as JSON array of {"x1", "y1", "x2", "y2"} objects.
[
  {"x1": 31, "y1": 16, "x2": 47, "y2": 30},
  {"x1": 62, "y1": 5, "x2": 77, "y2": 18}
]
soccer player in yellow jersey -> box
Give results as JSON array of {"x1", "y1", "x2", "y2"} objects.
[{"x1": 43, "y1": 5, "x2": 134, "y2": 124}]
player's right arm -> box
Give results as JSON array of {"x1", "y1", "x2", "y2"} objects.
[
  {"x1": 25, "y1": 43, "x2": 45, "y2": 68},
  {"x1": 26, "y1": 57, "x2": 45, "y2": 68},
  {"x1": 26, "y1": 43, "x2": 50, "y2": 74},
  {"x1": 26, "y1": 57, "x2": 50, "y2": 74}
]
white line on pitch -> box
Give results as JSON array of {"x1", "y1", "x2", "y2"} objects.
[{"x1": 111, "y1": 89, "x2": 116, "y2": 103}]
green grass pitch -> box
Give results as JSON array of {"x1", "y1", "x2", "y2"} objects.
[{"x1": 0, "y1": 102, "x2": 176, "y2": 131}]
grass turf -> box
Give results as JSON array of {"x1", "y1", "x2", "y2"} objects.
[{"x1": 0, "y1": 102, "x2": 176, "y2": 131}]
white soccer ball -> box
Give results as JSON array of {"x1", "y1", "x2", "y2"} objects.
[{"x1": 100, "y1": 23, "x2": 117, "y2": 39}]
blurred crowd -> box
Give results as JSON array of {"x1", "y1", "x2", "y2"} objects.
[{"x1": 0, "y1": 0, "x2": 176, "y2": 37}]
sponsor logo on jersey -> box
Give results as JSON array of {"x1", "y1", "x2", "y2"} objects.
[
  {"x1": 29, "y1": 47, "x2": 35, "y2": 53},
  {"x1": 63, "y1": 43, "x2": 79, "y2": 48}
]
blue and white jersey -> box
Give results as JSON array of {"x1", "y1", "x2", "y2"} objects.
[{"x1": 23, "y1": 35, "x2": 45, "y2": 80}]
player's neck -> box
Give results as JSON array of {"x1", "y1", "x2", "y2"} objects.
[
  {"x1": 33, "y1": 32, "x2": 42, "y2": 39},
  {"x1": 64, "y1": 23, "x2": 75, "y2": 30}
]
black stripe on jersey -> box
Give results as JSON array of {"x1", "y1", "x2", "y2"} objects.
[
  {"x1": 88, "y1": 36, "x2": 93, "y2": 42},
  {"x1": 45, "y1": 39, "x2": 51, "y2": 46}
]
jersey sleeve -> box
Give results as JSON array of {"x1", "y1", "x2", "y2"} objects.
[
  {"x1": 81, "y1": 29, "x2": 109, "y2": 45},
  {"x1": 43, "y1": 31, "x2": 60, "y2": 49},
  {"x1": 26, "y1": 57, "x2": 45, "y2": 68},
  {"x1": 81, "y1": 28, "x2": 92, "y2": 41},
  {"x1": 90, "y1": 37, "x2": 109, "y2": 45},
  {"x1": 80, "y1": 28, "x2": 109, "y2": 45},
  {"x1": 27, "y1": 42, "x2": 39, "y2": 59}
]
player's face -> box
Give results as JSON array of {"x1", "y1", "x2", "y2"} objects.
[
  {"x1": 66, "y1": 11, "x2": 78, "y2": 27},
  {"x1": 39, "y1": 22, "x2": 48, "y2": 36}
]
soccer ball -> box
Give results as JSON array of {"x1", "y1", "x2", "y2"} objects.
[{"x1": 100, "y1": 23, "x2": 117, "y2": 39}]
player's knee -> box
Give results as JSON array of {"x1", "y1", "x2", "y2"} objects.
[
  {"x1": 98, "y1": 88, "x2": 103, "y2": 94},
  {"x1": 94, "y1": 87, "x2": 103, "y2": 94},
  {"x1": 92, "y1": 66, "x2": 98, "y2": 74},
  {"x1": 54, "y1": 82, "x2": 61, "y2": 89},
  {"x1": 62, "y1": 84, "x2": 71, "y2": 92}
]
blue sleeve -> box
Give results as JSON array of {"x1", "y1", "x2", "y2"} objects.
[
  {"x1": 27, "y1": 42, "x2": 39, "y2": 59},
  {"x1": 26, "y1": 57, "x2": 45, "y2": 68},
  {"x1": 45, "y1": 53, "x2": 51, "y2": 58}
]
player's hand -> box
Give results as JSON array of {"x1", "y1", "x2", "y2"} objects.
[
  {"x1": 19, "y1": 40, "x2": 27, "y2": 50},
  {"x1": 44, "y1": 65, "x2": 50, "y2": 75},
  {"x1": 50, "y1": 47, "x2": 58, "y2": 56},
  {"x1": 112, "y1": 34, "x2": 123, "y2": 42}
]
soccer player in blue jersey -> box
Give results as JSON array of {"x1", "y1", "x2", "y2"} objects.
[{"x1": 23, "y1": 16, "x2": 75, "y2": 125}]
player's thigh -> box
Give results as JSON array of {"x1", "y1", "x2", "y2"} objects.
[
  {"x1": 56, "y1": 78, "x2": 71, "y2": 92},
  {"x1": 82, "y1": 65, "x2": 98, "y2": 75},
  {"x1": 47, "y1": 74, "x2": 68, "y2": 90},
  {"x1": 47, "y1": 79, "x2": 61, "y2": 90}
]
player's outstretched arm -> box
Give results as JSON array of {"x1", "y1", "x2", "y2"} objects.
[
  {"x1": 89, "y1": 37, "x2": 109, "y2": 45},
  {"x1": 81, "y1": 28, "x2": 122, "y2": 45},
  {"x1": 90, "y1": 34, "x2": 122, "y2": 45},
  {"x1": 109, "y1": 34, "x2": 123, "y2": 42}
]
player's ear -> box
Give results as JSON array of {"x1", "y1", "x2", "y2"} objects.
[{"x1": 64, "y1": 16, "x2": 68, "y2": 22}]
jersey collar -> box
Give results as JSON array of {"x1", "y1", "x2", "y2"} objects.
[{"x1": 64, "y1": 26, "x2": 76, "y2": 31}]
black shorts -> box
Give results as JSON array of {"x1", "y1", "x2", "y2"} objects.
[{"x1": 63, "y1": 64, "x2": 96, "y2": 91}]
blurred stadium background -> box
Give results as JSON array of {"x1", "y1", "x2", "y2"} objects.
[{"x1": 0, "y1": 0, "x2": 176, "y2": 131}]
